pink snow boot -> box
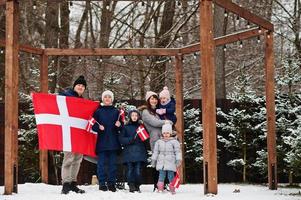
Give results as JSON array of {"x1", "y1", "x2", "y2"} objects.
[
  {"x1": 157, "y1": 182, "x2": 164, "y2": 192},
  {"x1": 169, "y1": 184, "x2": 176, "y2": 195}
]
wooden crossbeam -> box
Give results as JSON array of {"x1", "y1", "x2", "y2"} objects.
[
  {"x1": 44, "y1": 48, "x2": 180, "y2": 56},
  {"x1": 180, "y1": 27, "x2": 265, "y2": 54},
  {"x1": 213, "y1": 0, "x2": 274, "y2": 31},
  {"x1": 0, "y1": 39, "x2": 44, "y2": 55}
]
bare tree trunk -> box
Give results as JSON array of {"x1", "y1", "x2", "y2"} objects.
[
  {"x1": 150, "y1": 1, "x2": 176, "y2": 92},
  {"x1": 45, "y1": 2, "x2": 59, "y2": 93},
  {"x1": 57, "y1": 2, "x2": 71, "y2": 90},
  {"x1": 243, "y1": 131, "x2": 247, "y2": 183}
]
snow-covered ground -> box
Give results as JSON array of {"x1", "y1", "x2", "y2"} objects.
[{"x1": 0, "y1": 183, "x2": 300, "y2": 200}]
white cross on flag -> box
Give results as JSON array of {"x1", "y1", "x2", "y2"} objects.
[
  {"x1": 170, "y1": 170, "x2": 181, "y2": 188},
  {"x1": 32, "y1": 93, "x2": 99, "y2": 156},
  {"x1": 86, "y1": 116, "x2": 97, "y2": 132},
  {"x1": 136, "y1": 125, "x2": 149, "y2": 141}
]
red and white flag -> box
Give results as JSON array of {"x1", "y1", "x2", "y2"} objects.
[
  {"x1": 32, "y1": 93, "x2": 99, "y2": 156},
  {"x1": 136, "y1": 125, "x2": 149, "y2": 141},
  {"x1": 85, "y1": 116, "x2": 96, "y2": 132},
  {"x1": 170, "y1": 170, "x2": 181, "y2": 188},
  {"x1": 119, "y1": 108, "x2": 125, "y2": 123}
]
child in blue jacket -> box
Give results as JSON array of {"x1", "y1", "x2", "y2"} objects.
[
  {"x1": 119, "y1": 110, "x2": 147, "y2": 193},
  {"x1": 92, "y1": 90, "x2": 122, "y2": 192},
  {"x1": 156, "y1": 86, "x2": 177, "y2": 125}
]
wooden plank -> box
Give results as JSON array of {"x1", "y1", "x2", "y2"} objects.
[
  {"x1": 4, "y1": 0, "x2": 19, "y2": 195},
  {"x1": 174, "y1": 54, "x2": 185, "y2": 184},
  {"x1": 39, "y1": 53, "x2": 49, "y2": 184},
  {"x1": 213, "y1": 0, "x2": 274, "y2": 31},
  {"x1": 265, "y1": 32, "x2": 277, "y2": 190},
  {"x1": 180, "y1": 27, "x2": 265, "y2": 54},
  {"x1": 200, "y1": 0, "x2": 218, "y2": 195},
  {"x1": 0, "y1": 39, "x2": 44, "y2": 55},
  {"x1": 45, "y1": 48, "x2": 180, "y2": 56}
]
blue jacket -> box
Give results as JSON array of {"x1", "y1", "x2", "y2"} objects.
[
  {"x1": 158, "y1": 97, "x2": 177, "y2": 124},
  {"x1": 92, "y1": 105, "x2": 121, "y2": 154},
  {"x1": 118, "y1": 122, "x2": 147, "y2": 164},
  {"x1": 59, "y1": 88, "x2": 82, "y2": 98}
]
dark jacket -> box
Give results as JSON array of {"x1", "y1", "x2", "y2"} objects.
[
  {"x1": 158, "y1": 97, "x2": 177, "y2": 124},
  {"x1": 118, "y1": 121, "x2": 147, "y2": 164},
  {"x1": 59, "y1": 88, "x2": 82, "y2": 98},
  {"x1": 92, "y1": 105, "x2": 121, "y2": 154}
]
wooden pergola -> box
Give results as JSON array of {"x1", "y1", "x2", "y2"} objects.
[{"x1": 1, "y1": 0, "x2": 277, "y2": 195}]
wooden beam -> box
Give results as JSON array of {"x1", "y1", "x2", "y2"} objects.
[
  {"x1": 39, "y1": 53, "x2": 49, "y2": 184},
  {"x1": 265, "y1": 32, "x2": 277, "y2": 190},
  {"x1": 200, "y1": 0, "x2": 218, "y2": 195},
  {"x1": 174, "y1": 54, "x2": 185, "y2": 184},
  {"x1": 213, "y1": 0, "x2": 274, "y2": 31},
  {"x1": 180, "y1": 27, "x2": 265, "y2": 54},
  {"x1": 0, "y1": 39, "x2": 44, "y2": 55},
  {"x1": 44, "y1": 48, "x2": 180, "y2": 56},
  {"x1": 215, "y1": 27, "x2": 265, "y2": 46},
  {"x1": 4, "y1": 0, "x2": 19, "y2": 195}
]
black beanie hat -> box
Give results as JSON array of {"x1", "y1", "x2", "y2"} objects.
[{"x1": 73, "y1": 75, "x2": 87, "y2": 89}]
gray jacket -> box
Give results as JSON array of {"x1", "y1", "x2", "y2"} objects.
[
  {"x1": 141, "y1": 109, "x2": 165, "y2": 151},
  {"x1": 151, "y1": 137, "x2": 182, "y2": 172}
]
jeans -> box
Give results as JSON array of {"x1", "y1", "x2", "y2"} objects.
[
  {"x1": 97, "y1": 150, "x2": 117, "y2": 186},
  {"x1": 126, "y1": 162, "x2": 142, "y2": 184},
  {"x1": 158, "y1": 170, "x2": 174, "y2": 183}
]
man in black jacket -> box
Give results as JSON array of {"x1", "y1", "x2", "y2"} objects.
[{"x1": 60, "y1": 75, "x2": 87, "y2": 194}]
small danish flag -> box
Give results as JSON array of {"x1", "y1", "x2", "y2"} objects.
[
  {"x1": 170, "y1": 170, "x2": 180, "y2": 188},
  {"x1": 85, "y1": 116, "x2": 96, "y2": 132},
  {"x1": 119, "y1": 108, "x2": 125, "y2": 123},
  {"x1": 136, "y1": 125, "x2": 149, "y2": 141}
]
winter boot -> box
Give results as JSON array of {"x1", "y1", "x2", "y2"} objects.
[
  {"x1": 108, "y1": 184, "x2": 117, "y2": 192},
  {"x1": 61, "y1": 182, "x2": 71, "y2": 194},
  {"x1": 99, "y1": 184, "x2": 108, "y2": 191},
  {"x1": 169, "y1": 184, "x2": 176, "y2": 195},
  {"x1": 135, "y1": 183, "x2": 141, "y2": 193},
  {"x1": 70, "y1": 181, "x2": 85, "y2": 193},
  {"x1": 129, "y1": 183, "x2": 136, "y2": 193},
  {"x1": 157, "y1": 182, "x2": 164, "y2": 193}
]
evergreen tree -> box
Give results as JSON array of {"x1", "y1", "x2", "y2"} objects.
[{"x1": 217, "y1": 66, "x2": 266, "y2": 182}]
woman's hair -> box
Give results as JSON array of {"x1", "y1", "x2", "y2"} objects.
[{"x1": 146, "y1": 95, "x2": 159, "y2": 115}]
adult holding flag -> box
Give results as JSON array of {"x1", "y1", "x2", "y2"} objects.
[
  {"x1": 118, "y1": 110, "x2": 148, "y2": 193},
  {"x1": 59, "y1": 75, "x2": 88, "y2": 194}
]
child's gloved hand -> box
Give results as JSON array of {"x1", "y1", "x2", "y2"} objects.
[
  {"x1": 151, "y1": 160, "x2": 156, "y2": 168},
  {"x1": 115, "y1": 121, "x2": 121, "y2": 127},
  {"x1": 176, "y1": 160, "x2": 181, "y2": 167},
  {"x1": 156, "y1": 109, "x2": 163, "y2": 115},
  {"x1": 99, "y1": 125, "x2": 105, "y2": 131},
  {"x1": 161, "y1": 109, "x2": 166, "y2": 114}
]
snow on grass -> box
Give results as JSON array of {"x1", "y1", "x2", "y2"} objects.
[{"x1": 0, "y1": 183, "x2": 300, "y2": 200}]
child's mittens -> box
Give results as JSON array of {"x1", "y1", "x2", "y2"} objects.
[
  {"x1": 156, "y1": 109, "x2": 163, "y2": 115},
  {"x1": 161, "y1": 109, "x2": 166, "y2": 114},
  {"x1": 176, "y1": 160, "x2": 181, "y2": 167},
  {"x1": 151, "y1": 160, "x2": 156, "y2": 168}
]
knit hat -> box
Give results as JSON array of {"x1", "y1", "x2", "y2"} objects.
[
  {"x1": 145, "y1": 91, "x2": 158, "y2": 101},
  {"x1": 159, "y1": 86, "x2": 170, "y2": 100},
  {"x1": 162, "y1": 123, "x2": 172, "y2": 134},
  {"x1": 102, "y1": 90, "x2": 114, "y2": 102},
  {"x1": 73, "y1": 75, "x2": 87, "y2": 89}
]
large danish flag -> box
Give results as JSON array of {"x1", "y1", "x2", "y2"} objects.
[{"x1": 32, "y1": 93, "x2": 99, "y2": 156}]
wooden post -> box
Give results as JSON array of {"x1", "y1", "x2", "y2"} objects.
[
  {"x1": 265, "y1": 32, "x2": 277, "y2": 190},
  {"x1": 200, "y1": 0, "x2": 218, "y2": 194},
  {"x1": 4, "y1": 0, "x2": 19, "y2": 195},
  {"x1": 39, "y1": 53, "x2": 49, "y2": 183},
  {"x1": 175, "y1": 54, "x2": 185, "y2": 183}
]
